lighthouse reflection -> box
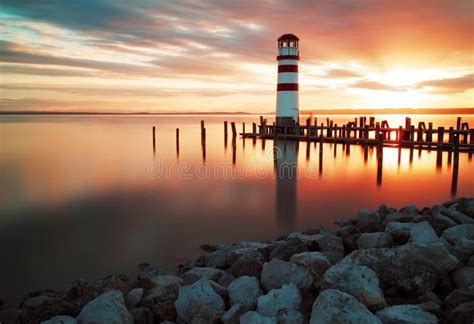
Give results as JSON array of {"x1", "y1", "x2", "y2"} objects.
[{"x1": 274, "y1": 140, "x2": 298, "y2": 234}]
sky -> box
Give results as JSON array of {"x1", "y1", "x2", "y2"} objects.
[{"x1": 0, "y1": 0, "x2": 473, "y2": 113}]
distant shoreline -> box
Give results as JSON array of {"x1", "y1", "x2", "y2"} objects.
[{"x1": 0, "y1": 108, "x2": 473, "y2": 116}]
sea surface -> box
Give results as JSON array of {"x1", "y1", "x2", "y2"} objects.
[{"x1": 1, "y1": 114, "x2": 473, "y2": 306}]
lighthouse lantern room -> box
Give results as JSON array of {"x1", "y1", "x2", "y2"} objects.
[{"x1": 276, "y1": 33, "x2": 300, "y2": 127}]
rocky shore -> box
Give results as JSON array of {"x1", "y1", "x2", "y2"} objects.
[{"x1": 1, "y1": 197, "x2": 474, "y2": 324}]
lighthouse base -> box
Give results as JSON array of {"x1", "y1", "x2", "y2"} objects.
[{"x1": 276, "y1": 116, "x2": 298, "y2": 127}]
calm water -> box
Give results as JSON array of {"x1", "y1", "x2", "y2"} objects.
[{"x1": 1, "y1": 114, "x2": 473, "y2": 306}]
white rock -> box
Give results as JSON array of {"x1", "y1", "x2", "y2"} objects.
[
  {"x1": 41, "y1": 315, "x2": 77, "y2": 324},
  {"x1": 410, "y1": 222, "x2": 439, "y2": 245},
  {"x1": 240, "y1": 311, "x2": 276, "y2": 324},
  {"x1": 76, "y1": 290, "x2": 133, "y2": 324},
  {"x1": 321, "y1": 264, "x2": 386, "y2": 311},
  {"x1": 261, "y1": 259, "x2": 313, "y2": 292},
  {"x1": 441, "y1": 224, "x2": 474, "y2": 245},
  {"x1": 174, "y1": 278, "x2": 225, "y2": 322},
  {"x1": 310, "y1": 289, "x2": 381, "y2": 324},
  {"x1": 257, "y1": 283, "x2": 302, "y2": 323},
  {"x1": 375, "y1": 304, "x2": 438, "y2": 324},
  {"x1": 357, "y1": 232, "x2": 393, "y2": 249},
  {"x1": 228, "y1": 276, "x2": 263, "y2": 308},
  {"x1": 125, "y1": 288, "x2": 144, "y2": 308}
]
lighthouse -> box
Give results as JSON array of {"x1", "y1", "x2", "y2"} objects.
[{"x1": 276, "y1": 33, "x2": 300, "y2": 127}]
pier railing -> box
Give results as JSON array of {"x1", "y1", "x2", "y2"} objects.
[{"x1": 240, "y1": 116, "x2": 474, "y2": 153}]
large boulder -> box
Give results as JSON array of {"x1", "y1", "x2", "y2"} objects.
[
  {"x1": 448, "y1": 301, "x2": 474, "y2": 323},
  {"x1": 445, "y1": 285, "x2": 474, "y2": 309},
  {"x1": 174, "y1": 278, "x2": 225, "y2": 322},
  {"x1": 228, "y1": 249, "x2": 266, "y2": 278},
  {"x1": 385, "y1": 222, "x2": 416, "y2": 244},
  {"x1": 375, "y1": 304, "x2": 438, "y2": 324},
  {"x1": 125, "y1": 288, "x2": 144, "y2": 308},
  {"x1": 141, "y1": 275, "x2": 183, "y2": 321},
  {"x1": 441, "y1": 225, "x2": 474, "y2": 262},
  {"x1": 315, "y1": 234, "x2": 345, "y2": 263},
  {"x1": 240, "y1": 311, "x2": 276, "y2": 324},
  {"x1": 416, "y1": 205, "x2": 458, "y2": 235},
  {"x1": 339, "y1": 243, "x2": 460, "y2": 295},
  {"x1": 41, "y1": 315, "x2": 77, "y2": 324},
  {"x1": 441, "y1": 206, "x2": 474, "y2": 225},
  {"x1": 451, "y1": 267, "x2": 474, "y2": 288},
  {"x1": 260, "y1": 259, "x2": 313, "y2": 292},
  {"x1": 309, "y1": 289, "x2": 381, "y2": 324},
  {"x1": 205, "y1": 242, "x2": 270, "y2": 269},
  {"x1": 357, "y1": 232, "x2": 393, "y2": 249},
  {"x1": 76, "y1": 290, "x2": 133, "y2": 324},
  {"x1": 289, "y1": 251, "x2": 332, "y2": 281},
  {"x1": 182, "y1": 267, "x2": 235, "y2": 287},
  {"x1": 320, "y1": 264, "x2": 386, "y2": 311},
  {"x1": 221, "y1": 304, "x2": 248, "y2": 324},
  {"x1": 257, "y1": 283, "x2": 303, "y2": 323},
  {"x1": 409, "y1": 222, "x2": 439, "y2": 245},
  {"x1": 269, "y1": 237, "x2": 308, "y2": 261},
  {"x1": 228, "y1": 276, "x2": 263, "y2": 308}
]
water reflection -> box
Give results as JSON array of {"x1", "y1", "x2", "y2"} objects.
[{"x1": 274, "y1": 140, "x2": 298, "y2": 234}]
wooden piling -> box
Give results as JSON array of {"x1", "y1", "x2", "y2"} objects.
[
  {"x1": 224, "y1": 121, "x2": 228, "y2": 138},
  {"x1": 200, "y1": 120, "x2": 205, "y2": 136},
  {"x1": 242, "y1": 122, "x2": 245, "y2": 134},
  {"x1": 176, "y1": 128, "x2": 179, "y2": 152},
  {"x1": 437, "y1": 127, "x2": 445, "y2": 149},
  {"x1": 456, "y1": 117, "x2": 461, "y2": 130},
  {"x1": 231, "y1": 122, "x2": 237, "y2": 138},
  {"x1": 252, "y1": 122, "x2": 257, "y2": 134}
]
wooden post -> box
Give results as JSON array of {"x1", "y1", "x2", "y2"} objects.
[
  {"x1": 224, "y1": 121, "x2": 228, "y2": 138},
  {"x1": 152, "y1": 126, "x2": 156, "y2": 153},
  {"x1": 242, "y1": 122, "x2": 245, "y2": 134},
  {"x1": 470, "y1": 129, "x2": 474, "y2": 145},
  {"x1": 426, "y1": 122, "x2": 433, "y2": 143},
  {"x1": 456, "y1": 117, "x2": 461, "y2": 130},
  {"x1": 410, "y1": 126, "x2": 415, "y2": 144},
  {"x1": 404, "y1": 117, "x2": 411, "y2": 141},
  {"x1": 231, "y1": 122, "x2": 237, "y2": 138},
  {"x1": 448, "y1": 127, "x2": 454, "y2": 144},
  {"x1": 176, "y1": 128, "x2": 179, "y2": 150},
  {"x1": 398, "y1": 126, "x2": 403, "y2": 146},
  {"x1": 437, "y1": 127, "x2": 445, "y2": 149},
  {"x1": 306, "y1": 118, "x2": 311, "y2": 139},
  {"x1": 375, "y1": 122, "x2": 380, "y2": 145},
  {"x1": 364, "y1": 125, "x2": 369, "y2": 144},
  {"x1": 451, "y1": 133, "x2": 459, "y2": 197},
  {"x1": 252, "y1": 122, "x2": 257, "y2": 134},
  {"x1": 377, "y1": 133, "x2": 383, "y2": 160},
  {"x1": 369, "y1": 117, "x2": 375, "y2": 127},
  {"x1": 417, "y1": 123, "x2": 423, "y2": 142},
  {"x1": 200, "y1": 120, "x2": 205, "y2": 137}
]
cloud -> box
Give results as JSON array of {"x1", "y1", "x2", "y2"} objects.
[
  {"x1": 418, "y1": 74, "x2": 474, "y2": 93},
  {"x1": 349, "y1": 80, "x2": 409, "y2": 91},
  {"x1": 324, "y1": 68, "x2": 361, "y2": 78}
]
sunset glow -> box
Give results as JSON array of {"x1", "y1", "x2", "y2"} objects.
[{"x1": 1, "y1": 1, "x2": 473, "y2": 112}]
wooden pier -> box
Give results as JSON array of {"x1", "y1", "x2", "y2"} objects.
[{"x1": 241, "y1": 116, "x2": 474, "y2": 153}]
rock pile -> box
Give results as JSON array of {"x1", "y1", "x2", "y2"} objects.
[{"x1": 1, "y1": 197, "x2": 473, "y2": 323}]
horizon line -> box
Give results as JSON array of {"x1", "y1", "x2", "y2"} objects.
[{"x1": 1, "y1": 108, "x2": 474, "y2": 116}]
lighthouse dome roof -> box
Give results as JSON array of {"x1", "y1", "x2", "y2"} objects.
[{"x1": 278, "y1": 33, "x2": 299, "y2": 41}]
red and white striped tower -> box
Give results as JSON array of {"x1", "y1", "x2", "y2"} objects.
[{"x1": 276, "y1": 33, "x2": 300, "y2": 127}]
